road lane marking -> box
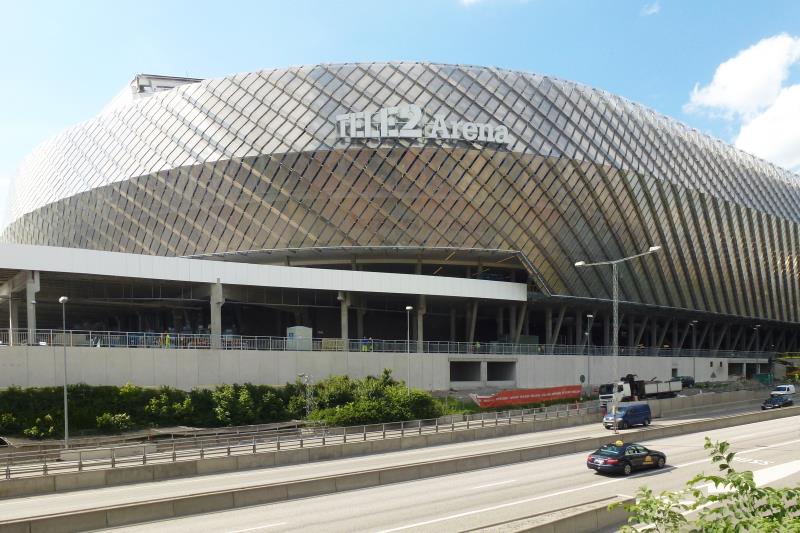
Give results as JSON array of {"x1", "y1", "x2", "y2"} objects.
[
  {"x1": 227, "y1": 522, "x2": 287, "y2": 533},
  {"x1": 673, "y1": 437, "x2": 800, "y2": 469},
  {"x1": 377, "y1": 436, "x2": 800, "y2": 533},
  {"x1": 471, "y1": 480, "x2": 517, "y2": 490}
]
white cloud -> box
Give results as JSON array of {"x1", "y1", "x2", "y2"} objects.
[
  {"x1": 685, "y1": 33, "x2": 800, "y2": 172},
  {"x1": 685, "y1": 34, "x2": 800, "y2": 119},
  {"x1": 460, "y1": 0, "x2": 483, "y2": 5},
  {"x1": 640, "y1": 2, "x2": 660, "y2": 16},
  {"x1": 735, "y1": 85, "x2": 800, "y2": 171}
]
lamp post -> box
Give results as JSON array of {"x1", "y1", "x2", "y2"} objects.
[
  {"x1": 297, "y1": 373, "x2": 313, "y2": 417},
  {"x1": 575, "y1": 245, "x2": 661, "y2": 434},
  {"x1": 58, "y1": 296, "x2": 69, "y2": 448},
  {"x1": 405, "y1": 305, "x2": 413, "y2": 391}
]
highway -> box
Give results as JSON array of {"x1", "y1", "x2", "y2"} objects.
[
  {"x1": 0, "y1": 403, "x2": 763, "y2": 523},
  {"x1": 104, "y1": 414, "x2": 800, "y2": 532}
]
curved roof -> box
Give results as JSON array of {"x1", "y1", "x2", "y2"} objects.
[{"x1": 4, "y1": 62, "x2": 800, "y2": 322}]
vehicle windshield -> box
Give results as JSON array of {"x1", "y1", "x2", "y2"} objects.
[
  {"x1": 595, "y1": 445, "x2": 624, "y2": 457},
  {"x1": 598, "y1": 384, "x2": 614, "y2": 395}
]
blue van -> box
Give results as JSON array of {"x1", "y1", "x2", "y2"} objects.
[{"x1": 603, "y1": 403, "x2": 651, "y2": 430}]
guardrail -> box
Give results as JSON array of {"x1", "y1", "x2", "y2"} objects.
[
  {"x1": 0, "y1": 329, "x2": 775, "y2": 359},
  {"x1": 1, "y1": 401, "x2": 602, "y2": 480}
]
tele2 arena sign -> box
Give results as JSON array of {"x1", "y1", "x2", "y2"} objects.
[{"x1": 335, "y1": 104, "x2": 511, "y2": 146}]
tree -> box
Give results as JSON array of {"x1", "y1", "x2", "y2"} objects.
[{"x1": 613, "y1": 437, "x2": 800, "y2": 532}]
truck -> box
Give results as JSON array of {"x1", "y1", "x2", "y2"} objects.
[{"x1": 599, "y1": 374, "x2": 682, "y2": 406}]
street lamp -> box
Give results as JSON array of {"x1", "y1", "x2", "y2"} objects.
[
  {"x1": 58, "y1": 296, "x2": 69, "y2": 448},
  {"x1": 297, "y1": 373, "x2": 313, "y2": 417},
  {"x1": 405, "y1": 305, "x2": 413, "y2": 391},
  {"x1": 575, "y1": 245, "x2": 661, "y2": 434}
]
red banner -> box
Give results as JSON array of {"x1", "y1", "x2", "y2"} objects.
[{"x1": 469, "y1": 385, "x2": 582, "y2": 408}]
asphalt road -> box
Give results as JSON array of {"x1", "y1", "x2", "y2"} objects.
[
  {"x1": 0, "y1": 403, "x2": 764, "y2": 523},
  {"x1": 106, "y1": 414, "x2": 800, "y2": 533}
]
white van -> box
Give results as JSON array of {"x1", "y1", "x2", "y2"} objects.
[{"x1": 770, "y1": 384, "x2": 796, "y2": 396}]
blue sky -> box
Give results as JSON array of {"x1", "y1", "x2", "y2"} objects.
[{"x1": 1, "y1": 0, "x2": 799, "y2": 223}]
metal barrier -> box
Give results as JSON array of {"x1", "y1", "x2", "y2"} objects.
[
  {"x1": 0, "y1": 329, "x2": 775, "y2": 359},
  {"x1": 0, "y1": 401, "x2": 601, "y2": 480}
]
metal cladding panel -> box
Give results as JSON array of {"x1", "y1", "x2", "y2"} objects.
[{"x1": 3, "y1": 62, "x2": 800, "y2": 322}]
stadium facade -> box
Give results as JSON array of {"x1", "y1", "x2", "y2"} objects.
[{"x1": 0, "y1": 62, "x2": 795, "y2": 389}]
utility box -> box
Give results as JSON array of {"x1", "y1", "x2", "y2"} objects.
[{"x1": 287, "y1": 326, "x2": 312, "y2": 351}]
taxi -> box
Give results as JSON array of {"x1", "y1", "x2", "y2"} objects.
[{"x1": 586, "y1": 440, "x2": 666, "y2": 476}]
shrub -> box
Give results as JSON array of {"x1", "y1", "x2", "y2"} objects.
[
  {"x1": 96, "y1": 413, "x2": 134, "y2": 433},
  {"x1": 23, "y1": 414, "x2": 56, "y2": 439},
  {"x1": 0, "y1": 413, "x2": 20, "y2": 433},
  {"x1": 145, "y1": 388, "x2": 192, "y2": 426}
]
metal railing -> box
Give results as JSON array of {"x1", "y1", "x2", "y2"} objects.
[
  {"x1": 1, "y1": 401, "x2": 601, "y2": 480},
  {"x1": 0, "y1": 329, "x2": 775, "y2": 359}
]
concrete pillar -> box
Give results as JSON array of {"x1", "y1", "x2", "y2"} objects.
[
  {"x1": 513, "y1": 304, "x2": 526, "y2": 344},
  {"x1": 468, "y1": 301, "x2": 479, "y2": 343},
  {"x1": 509, "y1": 306, "x2": 517, "y2": 341},
  {"x1": 9, "y1": 299, "x2": 18, "y2": 346},
  {"x1": 450, "y1": 308, "x2": 456, "y2": 342},
  {"x1": 480, "y1": 360, "x2": 488, "y2": 385},
  {"x1": 210, "y1": 280, "x2": 224, "y2": 349},
  {"x1": 545, "y1": 307, "x2": 553, "y2": 345},
  {"x1": 356, "y1": 307, "x2": 365, "y2": 339},
  {"x1": 672, "y1": 321, "x2": 679, "y2": 351},
  {"x1": 26, "y1": 271, "x2": 39, "y2": 342},
  {"x1": 416, "y1": 295, "x2": 426, "y2": 352},
  {"x1": 338, "y1": 291, "x2": 349, "y2": 341}
]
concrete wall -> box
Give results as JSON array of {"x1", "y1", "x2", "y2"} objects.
[{"x1": 0, "y1": 346, "x2": 754, "y2": 391}]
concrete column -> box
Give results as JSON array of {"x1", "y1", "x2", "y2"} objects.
[
  {"x1": 480, "y1": 360, "x2": 488, "y2": 385},
  {"x1": 416, "y1": 295, "x2": 426, "y2": 352},
  {"x1": 26, "y1": 271, "x2": 39, "y2": 341},
  {"x1": 672, "y1": 321, "x2": 679, "y2": 351},
  {"x1": 468, "y1": 301, "x2": 479, "y2": 344},
  {"x1": 545, "y1": 307, "x2": 553, "y2": 345},
  {"x1": 356, "y1": 307, "x2": 365, "y2": 339},
  {"x1": 513, "y1": 304, "x2": 526, "y2": 344},
  {"x1": 450, "y1": 308, "x2": 456, "y2": 342},
  {"x1": 9, "y1": 299, "x2": 18, "y2": 346},
  {"x1": 509, "y1": 306, "x2": 517, "y2": 341},
  {"x1": 210, "y1": 280, "x2": 224, "y2": 349},
  {"x1": 339, "y1": 291, "x2": 349, "y2": 341}
]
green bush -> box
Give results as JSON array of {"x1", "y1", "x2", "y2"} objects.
[
  {"x1": 305, "y1": 370, "x2": 443, "y2": 425},
  {"x1": 96, "y1": 413, "x2": 134, "y2": 433},
  {"x1": 23, "y1": 414, "x2": 56, "y2": 439},
  {"x1": 145, "y1": 387, "x2": 192, "y2": 426},
  {"x1": 0, "y1": 412, "x2": 20, "y2": 433},
  {"x1": 0, "y1": 370, "x2": 442, "y2": 436}
]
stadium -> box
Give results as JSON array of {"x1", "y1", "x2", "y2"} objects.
[{"x1": 0, "y1": 62, "x2": 792, "y2": 390}]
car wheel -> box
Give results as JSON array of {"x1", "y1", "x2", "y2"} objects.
[
  {"x1": 623, "y1": 463, "x2": 632, "y2": 476},
  {"x1": 644, "y1": 418, "x2": 651, "y2": 426},
  {"x1": 656, "y1": 457, "x2": 665, "y2": 469}
]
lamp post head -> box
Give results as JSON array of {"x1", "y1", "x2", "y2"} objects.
[
  {"x1": 574, "y1": 261, "x2": 586, "y2": 267},
  {"x1": 648, "y1": 245, "x2": 662, "y2": 253},
  {"x1": 405, "y1": 305, "x2": 413, "y2": 311},
  {"x1": 58, "y1": 296, "x2": 69, "y2": 305}
]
